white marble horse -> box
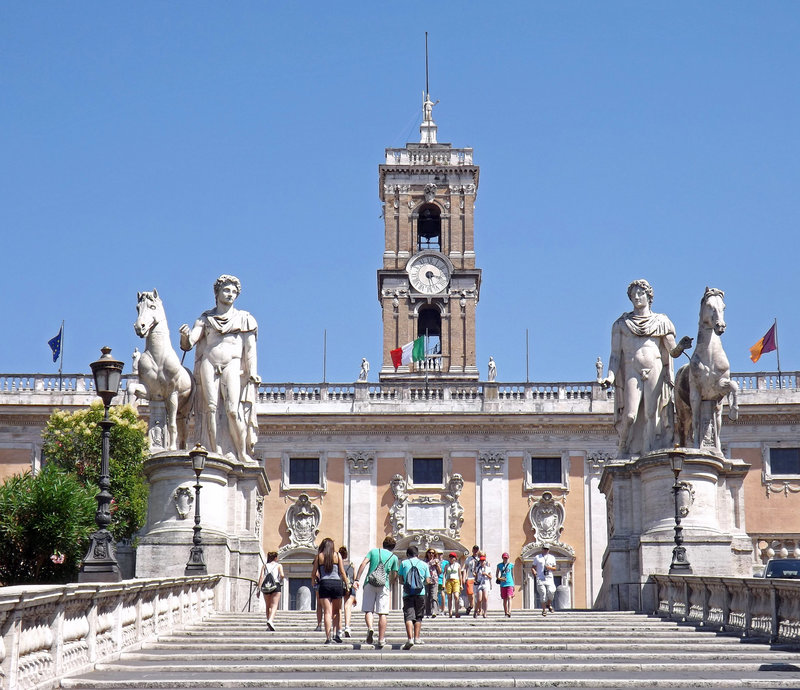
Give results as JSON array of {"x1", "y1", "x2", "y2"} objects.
[
  {"x1": 675, "y1": 287, "x2": 739, "y2": 453},
  {"x1": 133, "y1": 290, "x2": 194, "y2": 450}
]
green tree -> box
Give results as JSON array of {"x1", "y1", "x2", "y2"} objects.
[
  {"x1": 0, "y1": 464, "x2": 97, "y2": 585},
  {"x1": 41, "y1": 402, "x2": 149, "y2": 541}
]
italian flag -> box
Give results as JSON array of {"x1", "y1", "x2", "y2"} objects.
[{"x1": 390, "y1": 337, "x2": 425, "y2": 369}]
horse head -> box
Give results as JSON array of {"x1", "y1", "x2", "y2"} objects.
[
  {"x1": 700, "y1": 287, "x2": 726, "y2": 335},
  {"x1": 134, "y1": 289, "x2": 166, "y2": 338}
]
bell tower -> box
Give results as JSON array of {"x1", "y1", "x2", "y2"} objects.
[{"x1": 377, "y1": 93, "x2": 481, "y2": 381}]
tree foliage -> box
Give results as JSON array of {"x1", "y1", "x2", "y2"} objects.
[
  {"x1": 0, "y1": 464, "x2": 97, "y2": 585},
  {"x1": 41, "y1": 402, "x2": 149, "y2": 541}
]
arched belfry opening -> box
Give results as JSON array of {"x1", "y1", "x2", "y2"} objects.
[
  {"x1": 417, "y1": 204, "x2": 441, "y2": 251},
  {"x1": 417, "y1": 306, "x2": 442, "y2": 369}
]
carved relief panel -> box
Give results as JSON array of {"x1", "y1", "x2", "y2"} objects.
[{"x1": 284, "y1": 493, "x2": 321, "y2": 551}]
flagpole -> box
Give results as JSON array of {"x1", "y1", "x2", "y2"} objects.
[
  {"x1": 424, "y1": 328, "x2": 429, "y2": 396},
  {"x1": 774, "y1": 318, "x2": 782, "y2": 388},
  {"x1": 323, "y1": 329, "x2": 327, "y2": 384},
  {"x1": 58, "y1": 320, "x2": 64, "y2": 391},
  {"x1": 525, "y1": 329, "x2": 530, "y2": 383}
]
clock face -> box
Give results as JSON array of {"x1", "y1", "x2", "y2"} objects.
[{"x1": 408, "y1": 254, "x2": 450, "y2": 294}]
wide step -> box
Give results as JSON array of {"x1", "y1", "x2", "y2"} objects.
[{"x1": 60, "y1": 610, "x2": 800, "y2": 689}]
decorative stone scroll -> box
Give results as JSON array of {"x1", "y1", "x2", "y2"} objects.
[
  {"x1": 255, "y1": 494, "x2": 264, "y2": 539},
  {"x1": 347, "y1": 451, "x2": 375, "y2": 476},
  {"x1": 479, "y1": 451, "x2": 506, "y2": 477},
  {"x1": 285, "y1": 493, "x2": 321, "y2": 550},
  {"x1": 528, "y1": 491, "x2": 568, "y2": 548},
  {"x1": 446, "y1": 474, "x2": 464, "y2": 537},
  {"x1": 389, "y1": 474, "x2": 408, "y2": 536}
]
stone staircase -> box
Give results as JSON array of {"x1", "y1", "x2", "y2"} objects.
[{"x1": 59, "y1": 610, "x2": 800, "y2": 688}]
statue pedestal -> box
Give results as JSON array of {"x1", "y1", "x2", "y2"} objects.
[
  {"x1": 598, "y1": 448, "x2": 752, "y2": 610},
  {"x1": 135, "y1": 450, "x2": 269, "y2": 612}
]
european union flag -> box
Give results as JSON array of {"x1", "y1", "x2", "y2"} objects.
[{"x1": 48, "y1": 326, "x2": 62, "y2": 363}]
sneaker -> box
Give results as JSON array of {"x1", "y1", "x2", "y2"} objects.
[
  {"x1": 465, "y1": 606, "x2": 472, "y2": 615},
  {"x1": 431, "y1": 613, "x2": 437, "y2": 618},
  {"x1": 542, "y1": 609, "x2": 547, "y2": 616},
  {"x1": 366, "y1": 629, "x2": 374, "y2": 645},
  {"x1": 333, "y1": 634, "x2": 343, "y2": 643},
  {"x1": 375, "y1": 638, "x2": 385, "y2": 649},
  {"x1": 343, "y1": 627, "x2": 351, "y2": 638},
  {"x1": 548, "y1": 605, "x2": 555, "y2": 613},
  {"x1": 315, "y1": 624, "x2": 323, "y2": 632},
  {"x1": 402, "y1": 640, "x2": 414, "y2": 650},
  {"x1": 324, "y1": 638, "x2": 332, "y2": 644},
  {"x1": 266, "y1": 620, "x2": 275, "y2": 631},
  {"x1": 414, "y1": 638, "x2": 425, "y2": 645}
]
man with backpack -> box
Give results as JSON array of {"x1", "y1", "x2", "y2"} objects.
[
  {"x1": 353, "y1": 535, "x2": 399, "y2": 649},
  {"x1": 462, "y1": 544, "x2": 481, "y2": 615},
  {"x1": 398, "y1": 545, "x2": 431, "y2": 649}
]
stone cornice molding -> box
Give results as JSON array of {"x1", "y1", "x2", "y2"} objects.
[{"x1": 258, "y1": 422, "x2": 615, "y2": 437}]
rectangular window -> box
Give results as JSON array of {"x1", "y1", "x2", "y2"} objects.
[
  {"x1": 412, "y1": 457, "x2": 443, "y2": 485},
  {"x1": 770, "y1": 448, "x2": 800, "y2": 475},
  {"x1": 289, "y1": 457, "x2": 320, "y2": 486},
  {"x1": 530, "y1": 457, "x2": 562, "y2": 485}
]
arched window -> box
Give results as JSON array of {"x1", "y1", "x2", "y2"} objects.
[
  {"x1": 417, "y1": 204, "x2": 441, "y2": 251},
  {"x1": 417, "y1": 307, "x2": 442, "y2": 364}
]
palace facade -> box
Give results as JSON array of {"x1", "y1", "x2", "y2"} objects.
[{"x1": 2, "y1": 99, "x2": 799, "y2": 611}]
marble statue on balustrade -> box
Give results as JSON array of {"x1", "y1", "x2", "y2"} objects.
[
  {"x1": 133, "y1": 289, "x2": 195, "y2": 450},
  {"x1": 487, "y1": 356, "x2": 497, "y2": 382},
  {"x1": 600, "y1": 279, "x2": 693, "y2": 458},
  {"x1": 358, "y1": 358, "x2": 369, "y2": 382},
  {"x1": 674, "y1": 287, "x2": 739, "y2": 455},
  {"x1": 180, "y1": 275, "x2": 260, "y2": 464},
  {"x1": 595, "y1": 356, "x2": 603, "y2": 383}
]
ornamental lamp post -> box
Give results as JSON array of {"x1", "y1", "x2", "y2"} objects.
[
  {"x1": 185, "y1": 444, "x2": 209, "y2": 576},
  {"x1": 668, "y1": 446, "x2": 692, "y2": 575},
  {"x1": 79, "y1": 346, "x2": 124, "y2": 582}
]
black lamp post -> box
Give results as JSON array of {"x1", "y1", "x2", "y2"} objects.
[
  {"x1": 185, "y1": 444, "x2": 208, "y2": 576},
  {"x1": 668, "y1": 448, "x2": 692, "y2": 574},
  {"x1": 79, "y1": 346, "x2": 124, "y2": 582}
]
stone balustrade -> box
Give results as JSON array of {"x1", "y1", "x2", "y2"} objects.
[
  {"x1": 651, "y1": 574, "x2": 800, "y2": 645},
  {"x1": 0, "y1": 575, "x2": 219, "y2": 690},
  {"x1": 384, "y1": 146, "x2": 473, "y2": 166},
  {"x1": 1, "y1": 372, "x2": 797, "y2": 414}
]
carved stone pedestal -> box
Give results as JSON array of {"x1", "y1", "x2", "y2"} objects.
[
  {"x1": 135, "y1": 450, "x2": 269, "y2": 612},
  {"x1": 598, "y1": 448, "x2": 752, "y2": 611}
]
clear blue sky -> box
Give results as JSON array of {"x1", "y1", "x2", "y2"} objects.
[{"x1": 2, "y1": 3, "x2": 798, "y2": 383}]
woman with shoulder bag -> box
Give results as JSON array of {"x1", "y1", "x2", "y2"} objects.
[
  {"x1": 312, "y1": 537, "x2": 350, "y2": 644},
  {"x1": 257, "y1": 551, "x2": 284, "y2": 631}
]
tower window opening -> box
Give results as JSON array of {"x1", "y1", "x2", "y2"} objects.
[
  {"x1": 417, "y1": 307, "x2": 442, "y2": 369},
  {"x1": 417, "y1": 204, "x2": 441, "y2": 251}
]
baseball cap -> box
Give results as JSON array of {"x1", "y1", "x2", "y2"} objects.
[{"x1": 502, "y1": 552, "x2": 509, "y2": 559}]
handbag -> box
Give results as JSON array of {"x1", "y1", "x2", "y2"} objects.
[{"x1": 496, "y1": 563, "x2": 509, "y2": 585}]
